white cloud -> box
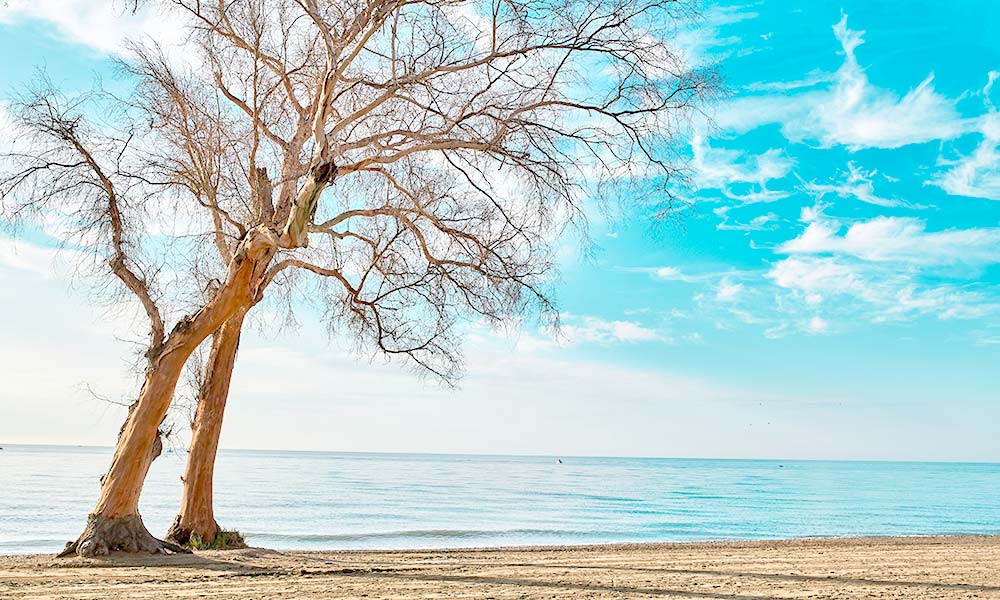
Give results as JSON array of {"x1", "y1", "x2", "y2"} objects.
[
  {"x1": 744, "y1": 70, "x2": 833, "y2": 93},
  {"x1": 626, "y1": 265, "x2": 729, "y2": 284},
  {"x1": 684, "y1": 332, "x2": 703, "y2": 343},
  {"x1": 653, "y1": 266, "x2": 686, "y2": 281},
  {"x1": 690, "y1": 132, "x2": 793, "y2": 202},
  {"x1": 803, "y1": 162, "x2": 906, "y2": 207},
  {"x1": 672, "y1": 5, "x2": 759, "y2": 68},
  {"x1": 793, "y1": 14, "x2": 966, "y2": 149},
  {"x1": 0, "y1": 236, "x2": 71, "y2": 278},
  {"x1": 767, "y1": 255, "x2": 997, "y2": 324},
  {"x1": 685, "y1": 205, "x2": 1000, "y2": 335},
  {"x1": 779, "y1": 216, "x2": 1000, "y2": 267},
  {"x1": 806, "y1": 316, "x2": 829, "y2": 333},
  {"x1": 799, "y1": 202, "x2": 827, "y2": 224},
  {"x1": 765, "y1": 208, "x2": 1000, "y2": 325},
  {"x1": 768, "y1": 256, "x2": 869, "y2": 300},
  {"x1": 714, "y1": 94, "x2": 803, "y2": 136},
  {"x1": 715, "y1": 278, "x2": 744, "y2": 302},
  {"x1": 555, "y1": 315, "x2": 663, "y2": 345},
  {"x1": 0, "y1": 238, "x2": 157, "y2": 447},
  {"x1": 717, "y1": 14, "x2": 973, "y2": 150},
  {"x1": 0, "y1": 1, "x2": 184, "y2": 55},
  {"x1": 933, "y1": 110, "x2": 1000, "y2": 201},
  {"x1": 714, "y1": 207, "x2": 779, "y2": 231},
  {"x1": 650, "y1": 266, "x2": 701, "y2": 283},
  {"x1": 606, "y1": 320, "x2": 662, "y2": 342}
]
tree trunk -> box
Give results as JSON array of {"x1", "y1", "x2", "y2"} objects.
[
  {"x1": 59, "y1": 347, "x2": 198, "y2": 557},
  {"x1": 167, "y1": 309, "x2": 247, "y2": 547},
  {"x1": 60, "y1": 237, "x2": 272, "y2": 557}
]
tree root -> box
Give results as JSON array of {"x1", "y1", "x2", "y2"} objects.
[{"x1": 58, "y1": 514, "x2": 191, "y2": 558}]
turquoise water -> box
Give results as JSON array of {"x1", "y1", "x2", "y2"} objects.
[{"x1": 1, "y1": 444, "x2": 998, "y2": 554}]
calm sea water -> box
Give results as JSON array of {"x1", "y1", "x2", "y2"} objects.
[{"x1": 1, "y1": 444, "x2": 998, "y2": 555}]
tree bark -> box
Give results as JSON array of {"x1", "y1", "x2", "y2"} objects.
[
  {"x1": 59, "y1": 346, "x2": 198, "y2": 557},
  {"x1": 60, "y1": 234, "x2": 273, "y2": 557},
  {"x1": 167, "y1": 309, "x2": 247, "y2": 546}
]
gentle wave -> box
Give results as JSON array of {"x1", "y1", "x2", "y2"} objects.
[
  {"x1": 0, "y1": 539, "x2": 68, "y2": 549},
  {"x1": 244, "y1": 528, "x2": 601, "y2": 543}
]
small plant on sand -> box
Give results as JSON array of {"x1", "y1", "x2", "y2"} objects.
[{"x1": 186, "y1": 530, "x2": 247, "y2": 551}]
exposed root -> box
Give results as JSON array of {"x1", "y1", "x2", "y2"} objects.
[{"x1": 58, "y1": 514, "x2": 191, "y2": 558}]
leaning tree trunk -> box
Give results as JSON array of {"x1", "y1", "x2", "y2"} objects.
[
  {"x1": 167, "y1": 309, "x2": 247, "y2": 547},
  {"x1": 58, "y1": 340, "x2": 200, "y2": 557},
  {"x1": 60, "y1": 238, "x2": 271, "y2": 557}
]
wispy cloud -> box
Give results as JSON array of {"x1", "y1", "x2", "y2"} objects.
[
  {"x1": 673, "y1": 203, "x2": 1000, "y2": 336},
  {"x1": 717, "y1": 13, "x2": 974, "y2": 150},
  {"x1": 743, "y1": 70, "x2": 833, "y2": 93},
  {"x1": 673, "y1": 4, "x2": 759, "y2": 68},
  {"x1": 802, "y1": 162, "x2": 908, "y2": 208},
  {"x1": 0, "y1": 236, "x2": 63, "y2": 278},
  {"x1": 714, "y1": 207, "x2": 780, "y2": 232},
  {"x1": 650, "y1": 266, "x2": 696, "y2": 282},
  {"x1": 778, "y1": 216, "x2": 1000, "y2": 267},
  {"x1": 762, "y1": 205, "x2": 1000, "y2": 326},
  {"x1": 623, "y1": 265, "x2": 738, "y2": 284},
  {"x1": 767, "y1": 255, "x2": 997, "y2": 323},
  {"x1": 690, "y1": 132, "x2": 794, "y2": 202},
  {"x1": 0, "y1": 1, "x2": 184, "y2": 55},
  {"x1": 553, "y1": 315, "x2": 665, "y2": 345},
  {"x1": 932, "y1": 77, "x2": 1000, "y2": 201},
  {"x1": 715, "y1": 277, "x2": 744, "y2": 302}
]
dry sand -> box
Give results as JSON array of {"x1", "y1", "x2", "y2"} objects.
[{"x1": 2, "y1": 536, "x2": 999, "y2": 599}]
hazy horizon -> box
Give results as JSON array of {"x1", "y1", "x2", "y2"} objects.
[{"x1": 3, "y1": 442, "x2": 1000, "y2": 465}]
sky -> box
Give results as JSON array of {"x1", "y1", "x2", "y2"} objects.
[{"x1": 0, "y1": 1, "x2": 998, "y2": 461}]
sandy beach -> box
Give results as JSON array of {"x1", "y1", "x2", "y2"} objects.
[{"x1": 2, "y1": 536, "x2": 999, "y2": 599}]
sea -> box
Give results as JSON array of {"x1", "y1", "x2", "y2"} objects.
[{"x1": 1, "y1": 444, "x2": 998, "y2": 555}]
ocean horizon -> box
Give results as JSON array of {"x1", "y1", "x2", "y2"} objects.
[{"x1": 2, "y1": 443, "x2": 999, "y2": 555}]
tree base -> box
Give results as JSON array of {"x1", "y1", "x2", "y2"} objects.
[
  {"x1": 166, "y1": 516, "x2": 247, "y2": 550},
  {"x1": 165, "y1": 514, "x2": 209, "y2": 547},
  {"x1": 58, "y1": 514, "x2": 191, "y2": 558}
]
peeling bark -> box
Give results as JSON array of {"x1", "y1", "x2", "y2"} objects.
[
  {"x1": 281, "y1": 162, "x2": 336, "y2": 247},
  {"x1": 167, "y1": 309, "x2": 247, "y2": 546}
]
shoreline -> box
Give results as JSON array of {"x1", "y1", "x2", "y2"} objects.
[
  {"x1": 3, "y1": 535, "x2": 999, "y2": 599},
  {"x1": 280, "y1": 532, "x2": 1000, "y2": 553},
  {"x1": 5, "y1": 532, "x2": 998, "y2": 558}
]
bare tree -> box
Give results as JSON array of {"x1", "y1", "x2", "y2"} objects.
[{"x1": 2, "y1": 0, "x2": 714, "y2": 556}]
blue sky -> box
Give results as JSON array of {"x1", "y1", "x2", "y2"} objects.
[
  {"x1": 557, "y1": 3, "x2": 1000, "y2": 398},
  {"x1": 0, "y1": 1, "x2": 998, "y2": 461}
]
